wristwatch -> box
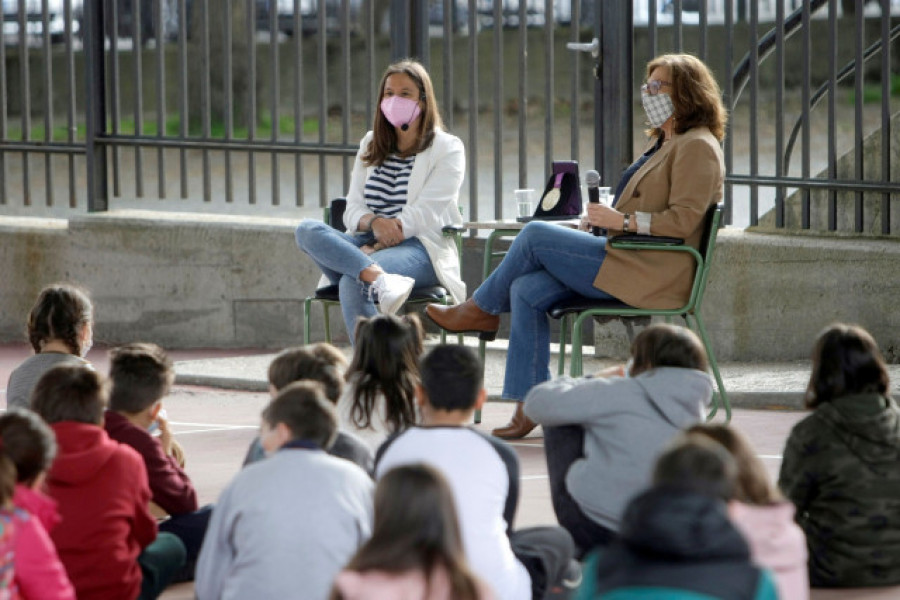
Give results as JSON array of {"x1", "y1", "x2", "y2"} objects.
[{"x1": 622, "y1": 213, "x2": 631, "y2": 232}]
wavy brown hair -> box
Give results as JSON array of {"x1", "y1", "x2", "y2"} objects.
[
  {"x1": 348, "y1": 313, "x2": 424, "y2": 433},
  {"x1": 362, "y1": 59, "x2": 445, "y2": 166},
  {"x1": 686, "y1": 424, "x2": 782, "y2": 505},
  {"x1": 331, "y1": 464, "x2": 481, "y2": 600},
  {"x1": 805, "y1": 323, "x2": 890, "y2": 409},
  {"x1": 26, "y1": 283, "x2": 93, "y2": 355},
  {"x1": 645, "y1": 53, "x2": 727, "y2": 142}
]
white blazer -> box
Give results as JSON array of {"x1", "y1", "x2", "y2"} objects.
[{"x1": 343, "y1": 129, "x2": 466, "y2": 304}]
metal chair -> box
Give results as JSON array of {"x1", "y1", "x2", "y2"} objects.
[
  {"x1": 548, "y1": 203, "x2": 730, "y2": 422},
  {"x1": 302, "y1": 198, "x2": 465, "y2": 345}
]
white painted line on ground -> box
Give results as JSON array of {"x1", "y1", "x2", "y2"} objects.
[
  {"x1": 168, "y1": 421, "x2": 258, "y2": 429},
  {"x1": 173, "y1": 426, "x2": 259, "y2": 435}
]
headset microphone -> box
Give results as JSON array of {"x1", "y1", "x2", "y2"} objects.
[
  {"x1": 400, "y1": 96, "x2": 425, "y2": 133},
  {"x1": 585, "y1": 169, "x2": 602, "y2": 236}
]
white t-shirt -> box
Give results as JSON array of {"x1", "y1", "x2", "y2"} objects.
[{"x1": 375, "y1": 426, "x2": 531, "y2": 600}]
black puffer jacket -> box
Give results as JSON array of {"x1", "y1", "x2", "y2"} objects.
[{"x1": 587, "y1": 487, "x2": 777, "y2": 600}]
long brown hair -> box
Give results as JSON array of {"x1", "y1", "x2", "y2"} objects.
[
  {"x1": 629, "y1": 323, "x2": 709, "y2": 377},
  {"x1": 332, "y1": 464, "x2": 481, "y2": 600},
  {"x1": 686, "y1": 424, "x2": 782, "y2": 505},
  {"x1": 645, "y1": 53, "x2": 728, "y2": 142},
  {"x1": 26, "y1": 283, "x2": 93, "y2": 355},
  {"x1": 348, "y1": 314, "x2": 424, "y2": 433},
  {"x1": 805, "y1": 323, "x2": 890, "y2": 409},
  {"x1": 362, "y1": 59, "x2": 445, "y2": 166}
]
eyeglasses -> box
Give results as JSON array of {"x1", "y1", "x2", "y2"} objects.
[{"x1": 641, "y1": 79, "x2": 671, "y2": 96}]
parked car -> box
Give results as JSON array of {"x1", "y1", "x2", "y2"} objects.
[
  {"x1": 2, "y1": 0, "x2": 83, "y2": 43},
  {"x1": 107, "y1": 0, "x2": 188, "y2": 42},
  {"x1": 255, "y1": 0, "x2": 361, "y2": 37}
]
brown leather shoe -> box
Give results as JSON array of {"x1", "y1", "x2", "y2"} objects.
[
  {"x1": 425, "y1": 299, "x2": 500, "y2": 341},
  {"x1": 492, "y1": 403, "x2": 537, "y2": 439}
]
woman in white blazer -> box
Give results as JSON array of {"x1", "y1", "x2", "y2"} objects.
[{"x1": 296, "y1": 60, "x2": 465, "y2": 341}]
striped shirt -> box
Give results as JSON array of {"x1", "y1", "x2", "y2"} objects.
[{"x1": 364, "y1": 154, "x2": 416, "y2": 218}]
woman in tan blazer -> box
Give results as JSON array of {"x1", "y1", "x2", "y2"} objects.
[{"x1": 427, "y1": 54, "x2": 728, "y2": 439}]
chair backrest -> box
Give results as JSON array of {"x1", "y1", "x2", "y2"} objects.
[
  {"x1": 686, "y1": 202, "x2": 724, "y2": 313},
  {"x1": 325, "y1": 198, "x2": 347, "y2": 233}
]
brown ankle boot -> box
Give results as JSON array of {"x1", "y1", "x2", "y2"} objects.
[
  {"x1": 425, "y1": 299, "x2": 500, "y2": 341},
  {"x1": 492, "y1": 403, "x2": 537, "y2": 439}
]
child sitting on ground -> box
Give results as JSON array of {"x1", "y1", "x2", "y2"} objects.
[
  {"x1": 31, "y1": 364, "x2": 185, "y2": 600},
  {"x1": 242, "y1": 343, "x2": 373, "y2": 474},
  {"x1": 688, "y1": 424, "x2": 809, "y2": 600},
  {"x1": 0, "y1": 408, "x2": 75, "y2": 599},
  {"x1": 524, "y1": 323, "x2": 713, "y2": 557},
  {"x1": 332, "y1": 463, "x2": 494, "y2": 600},
  {"x1": 104, "y1": 342, "x2": 211, "y2": 580},
  {"x1": 576, "y1": 436, "x2": 778, "y2": 599},
  {"x1": 376, "y1": 344, "x2": 578, "y2": 600},
  {"x1": 779, "y1": 323, "x2": 900, "y2": 587},
  {"x1": 341, "y1": 314, "x2": 424, "y2": 450},
  {"x1": 196, "y1": 381, "x2": 373, "y2": 600},
  {"x1": 7, "y1": 283, "x2": 94, "y2": 410}
]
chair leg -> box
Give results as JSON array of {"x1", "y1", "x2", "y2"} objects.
[
  {"x1": 323, "y1": 304, "x2": 333, "y2": 344},
  {"x1": 303, "y1": 298, "x2": 313, "y2": 345},
  {"x1": 570, "y1": 313, "x2": 587, "y2": 377},
  {"x1": 557, "y1": 314, "x2": 569, "y2": 376},
  {"x1": 687, "y1": 312, "x2": 730, "y2": 423},
  {"x1": 474, "y1": 338, "x2": 489, "y2": 425}
]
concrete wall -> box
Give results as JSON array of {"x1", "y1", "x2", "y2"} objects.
[{"x1": 1, "y1": 211, "x2": 898, "y2": 362}]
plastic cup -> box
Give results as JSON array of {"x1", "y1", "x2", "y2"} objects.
[
  {"x1": 515, "y1": 188, "x2": 534, "y2": 218},
  {"x1": 597, "y1": 187, "x2": 611, "y2": 205}
]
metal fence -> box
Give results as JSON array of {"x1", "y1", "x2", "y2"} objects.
[{"x1": 0, "y1": 0, "x2": 897, "y2": 234}]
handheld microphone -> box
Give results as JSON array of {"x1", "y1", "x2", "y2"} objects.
[{"x1": 585, "y1": 169, "x2": 602, "y2": 236}]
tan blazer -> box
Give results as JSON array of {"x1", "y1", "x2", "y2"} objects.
[{"x1": 594, "y1": 126, "x2": 725, "y2": 309}]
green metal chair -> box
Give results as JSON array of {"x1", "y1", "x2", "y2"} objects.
[
  {"x1": 548, "y1": 203, "x2": 730, "y2": 422},
  {"x1": 302, "y1": 198, "x2": 465, "y2": 345}
]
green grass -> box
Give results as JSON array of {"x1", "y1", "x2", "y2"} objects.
[{"x1": 849, "y1": 74, "x2": 900, "y2": 104}]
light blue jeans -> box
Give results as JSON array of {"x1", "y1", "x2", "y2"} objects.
[
  {"x1": 295, "y1": 220, "x2": 439, "y2": 339},
  {"x1": 472, "y1": 221, "x2": 616, "y2": 401}
]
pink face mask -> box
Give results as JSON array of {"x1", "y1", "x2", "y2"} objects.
[{"x1": 380, "y1": 96, "x2": 422, "y2": 131}]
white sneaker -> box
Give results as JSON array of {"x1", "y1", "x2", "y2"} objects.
[{"x1": 370, "y1": 273, "x2": 415, "y2": 315}]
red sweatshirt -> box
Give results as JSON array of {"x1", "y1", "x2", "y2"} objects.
[
  {"x1": 46, "y1": 422, "x2": 157, "y2": 600},
  {"x1": 104, "y1": 410, "x2": 198, "y2": 515}
]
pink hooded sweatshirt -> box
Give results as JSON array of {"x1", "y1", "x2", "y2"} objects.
[
  {"x1": 11, "y1": 484, "x2": 75, "y2": 600},
  {"x1": 730, "y1": 501, "x2": 809, "y2": 600},
  {"x1": 334, "y1": 567, "x2": 496, "y2": 600}
]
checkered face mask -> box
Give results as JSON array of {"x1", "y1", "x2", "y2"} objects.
[{"x1": 641, "y1": 90, "x2": 674, "y2": 128}]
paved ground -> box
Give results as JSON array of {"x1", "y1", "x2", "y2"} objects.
[{"x1": 2, "y1": 341, "x2": 900, "y2": 599}]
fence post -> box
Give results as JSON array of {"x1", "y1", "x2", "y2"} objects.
[
  {"x1": 84, "y1": 0, "x2": 108, "y2": 212},
  {"x1": 596, "y1": 1, "x2": 633, "y2": 182},
  {"x1": 389, "y1": 0, "x2": 427, "y2": 64},
  {"x1": 390, "y1": 0, "x2": 410, "y2": 61}
]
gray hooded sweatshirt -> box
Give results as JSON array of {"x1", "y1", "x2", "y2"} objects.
[{"x1": 524, "y1": 367, "x2": 713, "y2": 531}]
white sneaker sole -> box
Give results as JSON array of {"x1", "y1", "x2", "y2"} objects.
[{"x1": 377, "y1": 278, "x2": 415, "y2": 315}]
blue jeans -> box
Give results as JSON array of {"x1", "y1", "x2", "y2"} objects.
[
  {"x1": 472, "y1": 221, "x2": 615, "y2": 401},
  {"x1": 295, "y1": 220, "x2": 440, "y2": 339}
]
